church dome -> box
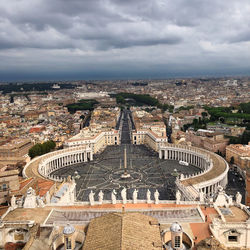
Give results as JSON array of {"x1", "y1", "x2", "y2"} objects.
[
  {"x1": 63, "y1": 223, "x2": 75, "y2": 235},
  {"x1": 170, "y1": 222, "x2": 182, "y2": 232}
]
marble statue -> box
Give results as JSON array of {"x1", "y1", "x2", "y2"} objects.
[
  {"x1": 89, "y1": 190, "x2": 95, "y2": 206},
  {"x1": 217, "y1": 185, "x2": 223, "y2": 192},
  {"x1": 111, "y1": 189, "x2": 117, "y2": 204},
  {"x1": 11, "y1": 195, "x2": 17, "y2": 209},
  {"x1": 45, "y1": 191, "x2": 51, "y2": 204},
  {"x1": 199, "y1": 190, "x2": 205, "y2": 203},
  {"x1": 37, "y1": 196, "x2": 45, "y2": 207},
  {"x1": 176, "y1": 190, "x2": 181, "y2": 204},
  {"x1": 133, "y1": 189, "x2": 138, "y2": 204},
  {"x1": 98, "y1": 190, "x2": 104, "y2": 205},
  {"x1": 23, "y1": 187, "x2": 37, "y2": 208},
  {"x1": 236, "y1": 192, "x2": 242, "y2": 204},
  {"x1": 146, "y1": 189, "x2": 151, "y2": 204},
  {"x1": 121, "y1": 187, "x2": 127, "y2": 204},
  {"x1": 154, "y1": 189, "x2": 159, "y2": 204},
  {"x1": 214, "y1": 186, "x2": 228, "y2": 207}
]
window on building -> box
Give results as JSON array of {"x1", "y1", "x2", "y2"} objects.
[
  {"x1": 228, "y1": 235, "x2": 238, "y2": 242},
  {"x1": 175, "y1": 236, "x2": 181, "y2": 248},
  {"x1": 3, "y1": 184, "x2": 7, "y2": 191},
  {"x1": 66, "y1": 237, "x2": 72, "y2": 249}
]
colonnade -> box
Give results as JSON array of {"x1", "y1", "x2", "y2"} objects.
[
  {"x1": 159, "y1": 144, "x2": 229, "y2": 200},
  {"x1": 199, "y1": 181, "x2": 224, "y2": 197},
  {"x1": 38, "y1": 147, "x2": 93, "y2": 179},
  {"x1": 159, "y1": 149, "x2": 210, "y2": 171}
]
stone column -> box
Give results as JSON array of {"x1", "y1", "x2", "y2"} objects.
[{"x1": 159, "y1": 150, "x2": 162, "y2": 159}]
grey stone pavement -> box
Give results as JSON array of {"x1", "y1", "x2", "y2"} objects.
[{"x1": 52, "y1": 144, "x2": 201, "y2": 201}]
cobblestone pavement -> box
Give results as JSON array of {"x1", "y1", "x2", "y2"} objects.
[{"x1": 52, "y1": 144, "x2": 201, "y2": 201}]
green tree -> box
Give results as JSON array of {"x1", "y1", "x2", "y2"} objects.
[
  {"x1": 28, "y1": 140, "x2": 56, "y2": 159},
  {"x1": 201, "y1": 112, "x2": 208, "y2": 118},
  {"x1": 241, "y1": 130, "x2": 250, "y2": 144}
]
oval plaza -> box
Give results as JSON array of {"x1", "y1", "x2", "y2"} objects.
[{"x1": 27, "y1": 108, "x2": 229, "y2": 202}]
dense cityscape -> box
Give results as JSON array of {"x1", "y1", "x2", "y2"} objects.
[
  {"x1": 1, "y1": 0, "x2": 250, "y2": 248},
  {"x1": 0, "y1": 77, "x2": 249, "y2": 249}
]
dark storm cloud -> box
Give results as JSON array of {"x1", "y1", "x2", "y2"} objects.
[
  {"x1": 0, "y1": 0, "x2": 194, "y2": 50},
  {"x1": 0, "y1": 0, "x2": 250, "y2": 80}
]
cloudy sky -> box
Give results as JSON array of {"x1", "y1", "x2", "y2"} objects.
[{"x1": 0, "y1": 0, "x2": 250, "y2": 81}]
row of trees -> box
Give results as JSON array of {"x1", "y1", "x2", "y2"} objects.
[
  {"x1": 0, "y1": 83, "x2": 75, "y2": 94},
  {"x1": 29, "y1": 140, "x2": 56, "y2": 159},
  {"x1": 205, "y1": 105, "x2": 250, "y2": 121},
  {"x1": 226, "y1": 130, "x2": 250, "y2": 145},
  {"x1": 183, "y1": 116, "x2": 209, "y2": 131},
  {"x1": 115, "y1": 93, "x2": 159, "y2": 106},
  {"x1": 66, "y1": 99, "x2": 98, "y2": 113},
  {"x1": 239, "y1": 102, "x2": 250, "y2": 114},
  {"x1": 114, "y1": 93, "x2": 174, "y2": 112}
]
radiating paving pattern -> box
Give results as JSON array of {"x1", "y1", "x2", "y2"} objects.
[
  {"x1": 45, "y1": 208, "x2": 203, "y2": 225},
  {"x1": 52, "y1": 144, "x2": 201, "y2": 201}
]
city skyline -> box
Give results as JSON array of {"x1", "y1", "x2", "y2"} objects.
[{"x1": 1, "y1": 0, "x2": 250, "y2": 81}]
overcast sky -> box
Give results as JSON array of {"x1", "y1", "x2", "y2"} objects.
[{"x1": 0, "y1": 0, "x2": 250, "y2": 81}]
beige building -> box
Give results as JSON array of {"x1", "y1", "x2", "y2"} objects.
[
  {"x1": 64, "y1": 127, "x2": 120, "y2": 153},
  {"x1": 186, "y1": 130, "x2": 229, "y2": 155},
  {"x1": 0, "y1": 139, "x2": 33, "y2": 166},
  {"x1": 246, "y1": 168, "x2": 250, "y2": 206},
  {"x1": 1, "y1": 199, "x2": 250, "y2": 249},
  {"x1": 226, "y1": 142, "x2": 250, "y2": 169},
  {"x1": 0, "y1": 169, "x2": 19, "y2": 204},
  {"x1": 131, "y1": 107, "x2": 168, "y2": 151},
  {"x1": 132, "y1": 129, "x2": 168, "y2": 151}
]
